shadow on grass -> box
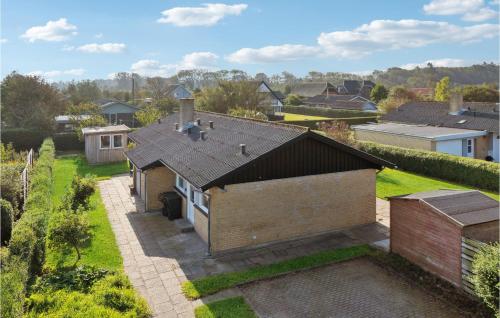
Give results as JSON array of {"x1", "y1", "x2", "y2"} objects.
[{"x1": 74, "y1": 156, "x2": 129, "y2": 180}]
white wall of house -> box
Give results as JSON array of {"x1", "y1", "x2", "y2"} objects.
[
  {"x1": 436, "y1": 139, "x2": 463, "y2": 157},
  {"x1": 492, "y1": 134, "x2": 499, "y2": 162}
]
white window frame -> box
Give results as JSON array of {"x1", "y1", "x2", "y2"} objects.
[
  {"x1": 100, "y1": 135, "x2": 111, "y2": 149},
  {"x1": 194, "y1": 190, "x2": 209, "y2": 213},
  {"x1": 175, "y1": 174, "x2": 187, "y2": 193},
  {"x1": 112, "y1": 134, "x2": 123, "y2": 149}
]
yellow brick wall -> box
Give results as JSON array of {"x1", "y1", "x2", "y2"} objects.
[
  {"x1": 209, "y1": 169, "x2": 376, "y2": 253},
  {"x1": 194, "y1": 209, "x2": 209, "y2": 243},
  {"x1": 145, "y1": 166, "x2": 176, "y2": 211},
  {"x1": 475, "y1": 135, "x2": 489, "y2": 160},
  {"x1": 355, "y1": 130, "x2": 433, "y2": 151}
]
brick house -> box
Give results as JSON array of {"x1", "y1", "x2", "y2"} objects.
[
  {"x1": 125, "y1": 98, "x2": 393, "y2": 255},
  {"x1": 390, "y1": 190, "x2": 499, "y2": 288}
]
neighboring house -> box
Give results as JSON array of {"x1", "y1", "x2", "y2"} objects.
[
  {"x1": 82, "y1": 125, "x2": 130, "y2": 164},
  {"x1": 125, "y1": 98, "x2": 393, "y2": 255},
  {"x1": 251, "y1": 80, "x2": 285, "y2": 112},
  {"x1": 353, "y1": 123, "x2": 488, "y2": 158},
  {"x1": 290, "y1": 82, "x2": 336, "y2": 97},
  {"x1": 390, "y1": 190, "x2": 499, "y2": 289},
  {"x1": 337, "y1": 80, "x2": 375, "y2": 98},
  {"x1": 382, "y1": 95, "x2": 500, "y2": 161},
  {"x1": 96, "y1": 100, "x2": 140, "y2": 127},
  {"x1": 304, "y1": 95, "x2": 377, "y2": 112},
  {"x1": 54, "y1": 114, "x2": 90, "y2": 132},
  {"x1": 166, "y1": 84, "x2": 192, "y2": 99}
]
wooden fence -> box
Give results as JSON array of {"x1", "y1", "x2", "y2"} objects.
[
  {"x1": 21, "y1": 148, "x2": 34, "y2": 208},
  {"x1": 461, "y1": 236, "x2": 485, "y2": 295}
]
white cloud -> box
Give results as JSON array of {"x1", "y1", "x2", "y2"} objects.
[
  {"x1": 400, "y1": 58, "x2": 468, "y2": 70},
  {"x1": 27, "y1": 68, "x2": 85, "y2": 78},
  {"x1": 317, "y1": 19, "x2": 499, "y2": 58},
  {"x1": 157, "y1": 3, "x2": 247, "y2": 26},
  {"x1": 21, "y1": 18, "x2": 77, "y2": 42},
  {"x1": 77, "y1": 43, "x2": 126, "y2": 53},
  {"x1": 226, "y1": 19, "x2": 499, "y2": 63},
  {"x1": 423, "y1": 0, "x2": 498, "y2": 21},
  {"x1": 94, "y1": 33, "x2": 103, "y2": 39},
  {"x1": 179, "y1": 51, "x2": 219, "y2": 69},
  {"x1": 1, "y1": 38, "x2": 7, "y2": 44},
  {"x1": 227, "y1": 44, "x2": 320, "y2": 63},
  {"x1": 62, "y1": 45, "x2": 75, "y2": 51},
  {"x1": 130, "y1": 51, "x2": 220, "y2": 76}
]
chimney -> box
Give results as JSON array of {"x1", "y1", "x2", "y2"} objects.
[
  {"x1": 449, "y1": 93, "x2": 463, "y2": 115},
  {"x1": 239, "y1": 144, "x2": 246, "y2": 155},
  {"x1": 179, "y1": 98, "x2": 195, "y2": 129},
  {"x1": 209, "y1": 121, "x2": 214, "y2": 129}
]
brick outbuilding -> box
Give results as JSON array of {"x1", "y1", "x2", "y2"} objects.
[{"x1": 390, "y1": 190, "x2": 499, "y2": 287}]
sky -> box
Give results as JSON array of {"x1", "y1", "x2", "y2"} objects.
[{"x1": 1, "y1": 0, "x2": 499, "y2": 81}]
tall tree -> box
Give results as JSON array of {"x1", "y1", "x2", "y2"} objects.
[
  {"x1": 64, "y1": 80, "x2": 102, "y2": 105},
  {"x1": 370, "y1": 84, "x2": 389, "y2": 103},
  {"x1": 460, "y1": 85, "x2": 499, "y2": 102},
  {"x1": 1, "y1": 72, "x2": 66, "y2": 132},
  {"x1": 146, "y1": 77, "x2": 169, "y2": 100},
  {"x1": 435, "y1": 76, "x2": 450, "y2": 101}
]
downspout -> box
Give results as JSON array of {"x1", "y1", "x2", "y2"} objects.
[{"x1": 207, "y1": 191, "x2": 212, "y2": 257}]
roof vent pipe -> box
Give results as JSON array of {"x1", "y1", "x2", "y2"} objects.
[
  {"x1": 174, "y1": 123, "x2": 179, "y2": 131},
  {"x1": 158, "y1": 118, "x2": 161, "y2": 124},
  {"x1": 209, "y1": 121, "x2": 214, "y2": 129},
  {"x1": 240, "y1": 144, "x2": 246, "y2": 155},
  {"x1": 187, "y1": 127, "x2": 192, "y2": 135},
  {"x1": 196, "y1": 118, "x2": 201, "y2": 125},
  {"x1": 200, "y1": 130, "x2": 206, "y2": 140}
]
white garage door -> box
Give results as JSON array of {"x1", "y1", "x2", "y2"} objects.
[{"x1": 436, "y1": 139, "x2": 463, "y2": 157}]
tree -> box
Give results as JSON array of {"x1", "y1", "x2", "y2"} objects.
[
  {"x1": 152, "y1": 97, "x2": 179, "y2": 115},
  {"x1": 472, "y1": 243, "x2": 499, "y2": 316},
  {"x1": 227, "y1": 107, "x2": 268, "y2": 120},
  {"x1": 48, "y1": 209, "x2": 91, "y2": 266},
  {"x1": 254, "y1": 73, "x2": 269, "y2": 82},
  {"x1": 284, "y1": 94, "x2": 303, "y2": 106},
  {"x1": 67, "y1": 102, "x2": 107, "y2": 139},
  {"x1": 460, "y1": 85, "x2": 499, "y2": 102},
  {"x1": 64, "y1": 80, "x2": 102, "y2": 105},
  {"x1": 134, "y1": 105, "x2": 163, "y2": 126},
  {"x1": 146, "y1": 77, "x2": 169, "y2": 100},
  {"x1": 377, "y1": 86, "x2": 417, "y2": 113},
  {"x1": 435, "y1": 76, "x2": 451, "y2": 101},
  {"x1": 1, "y1": 72, "x2": 66, "y2": 133},
  {"x1": 319, "y1": 121, "x2": 356, "y2": 146},
  {"x1": 370, "y1": 84, "x2": 388, "y2": 103}
]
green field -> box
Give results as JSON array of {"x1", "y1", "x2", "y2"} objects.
[
  {"x1": 377, "y1": 168, "x2": 499, "y2": 201},
  {"x1": 45, "y1": 155, "x2": 129, "y2": 270}
]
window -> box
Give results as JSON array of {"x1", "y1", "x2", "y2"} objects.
[
  {"x1": 467, "y1": 139, "x2": 473, "y2": 154},
  {"x1": 175, "y1": 175, "x2": 187, "y2": 193},
  {"x1": 100, "y1": 135, "x2": 110, "y2": 149},
  {"x1": 195, "y1": 190, "x2": 210, "y2": 213},
  {"x1": 113, "y1": 134, "x2": 123, "y2": 148}
]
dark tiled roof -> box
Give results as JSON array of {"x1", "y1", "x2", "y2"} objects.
[
  {"x1": 392, "y1": 190, "x2": 499, "y2": 226},
  {"x1": 382, "y1": 101, "x2": 499, "y2": 133},
  {"x1": 100, "y1": 101, "x2": 139, "y2": 110},
  {"x1": 126, "y1": 111, "x2": 389, "y2": 190},
  {"x1": 342, "y1": 80, "x2": 362, "y2": 95},
  {"x1": 290, "y1": 82, "x2": 334, "y2": 97}
]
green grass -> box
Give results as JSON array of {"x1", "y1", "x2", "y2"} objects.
[
  {"x1": 194, "y1": 297, "x2": 256, "y2": 318},
  {"x1": 45, "y1": 155, "x2": 129, "y2": 270},
  {"x1": 282, "y1": 113, "x2": 331, "y2": 121},
  {"x1": 182, "y1": 245, "x2": 371, "y2": 300},
  {"x1": 377, "y1": 168, "x2": 499, "y2": 201}
]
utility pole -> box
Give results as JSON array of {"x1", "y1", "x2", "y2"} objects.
[{"x1": 131, "y1": 75, "x2": 135, "y2": 104}]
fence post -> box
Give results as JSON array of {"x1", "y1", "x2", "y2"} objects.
[{"x1": 21, "y1": 149, "x2": 34, "y2": 209}]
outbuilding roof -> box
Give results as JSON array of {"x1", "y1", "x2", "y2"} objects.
[
  {"x1": 290, "y1": 82, "x2": 334, "y2": 97},
  {"x1": 352, "y1": 123, "x2": 487, "y2": 141},
  {"x1": 81, "y1": 124, "x2": 130, "y2": 135},
  {"x1": 126, "y1": 111, "x2": 393, "y2": 190},
  {"x1": 390, "y1": 190, "x2": 499, "y2": 227}
]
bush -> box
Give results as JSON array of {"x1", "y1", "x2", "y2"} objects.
[
  {"x1": 0, "y1": 162, "x2": 24, "y2": 217},
  {"x1": 472, "y1": 243, "x2": 499, "y2": 316},
  {"x1": 53, "y1": 132, "x2": 84, "y2": 151},
  {"x1": 0, "y1": 128, "x2": 49, "y2": 151},
  {"x1": 282, "y1": 105, "x2": 377, "y2": 118},
  {"x1": 32, "y1": 266, "x2": 110, "y2": 293},
  {"x1": 1, "y1": 199, "x2": 14, "y2": 245},
  {"x1": 0, "y1": 139, "x2": 55, "y2": 318},
  {"x1": 70, "y1": 175, "x2": 97, "y2": 210},
  {"x1": 358, "y1": 141, "x2": 500, "y2": 192}
]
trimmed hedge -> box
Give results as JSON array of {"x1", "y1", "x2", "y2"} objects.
[
  {"x1": 1, "y1": 199, "x2": 14, "y2": 245},
  {"x1": 359, "y1": 141, "x2": 500, "y2": 192},
  {"x1": 281, "y1": 117, "x2": 377, "y2": 130},
  {"x1": 2, "y1": 129, "x2": 84, "y2": 152},
  {"x1": 53, "y1": 132, "x2": 84, "y2": 151},
  {"x1": 283, "y1": 105, "x2": 377, "y2": 118},
  {"x1": 1, "y1": 139, "x2": 55, "y2": 318}
]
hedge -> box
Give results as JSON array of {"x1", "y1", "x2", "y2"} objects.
[
  {"x1": 282, "y1": 105, "x2": 378, "y2": 118},
  {"x1": 53, "y1": 132, "x2": 84, "y2": 151},
  {"x1": 2, "y1": 129, "x2": 83, "y2": 151},
  {"x1": 1, "y1": 199, "x2": 14, "y2": 245},
  {"x1": 281, "y1": 117, "x2": 378, "y2": 130},
  {"x1": 359, "y1": 141, "x2": 500, "y2": 192},
  {"x1": 1, "y1": 138, "x2": 55, "y2": 318}
]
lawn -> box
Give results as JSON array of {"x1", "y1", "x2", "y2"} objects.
[
  {"x1": 182, "y1": 245, "x2": 371, "y2": 300},
  {"x1": 377, "y1": 168, "x2": 499, "y2": 201},
  {"x1": 282, "y1": 112, "x2": 331, "y2": 121},
  {"x1": 194, "y1": 297, "x2": 256, "y2": 318},
  {"x1": 45, "y1": 155, "x2": 129, "y2": 270}
]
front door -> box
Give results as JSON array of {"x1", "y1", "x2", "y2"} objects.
[{"x1": 187, "y1": 184, "x2": 195, "y2": 224}]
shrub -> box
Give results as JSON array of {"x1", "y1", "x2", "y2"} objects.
[
  {"x1": 70, "y1": 175, "x2": 97, "y2": 210},
  {"x1": 282, "y1": 105, "x2": 377, "y2": 118},
  {"x1": 0, "y1": 139, "x2": 55, "y2": 318},
  {"x1": 1, "y1": 199, "x2": 14, "y2": 245},
  {"x1": 472, "y1": 243, "x2": 499, "y2": 316},
  {"x1": 32, "y1": 265, "x2": 110, "y2": 293},
  {"x1": 358, "y1": 141, "x2": 500, "y2": 191},
  {"x1": 0, "y1": 128, "x2": 49, "y2": 151},
  {"x1": 0, "y1": 162, "x2": 24, "y2": 217},
  {"x1": 53, "y1": 132, "x2": 85, "y2": 151}
]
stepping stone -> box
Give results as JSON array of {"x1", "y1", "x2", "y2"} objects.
[{"x1": 174, "y1": 219, "x2": 194, "y2": 233}]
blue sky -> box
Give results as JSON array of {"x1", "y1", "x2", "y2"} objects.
[{"x1": 2, "y1": 0, "x2": 499, "y2": 81}]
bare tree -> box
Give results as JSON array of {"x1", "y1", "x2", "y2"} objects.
[{"x1": 147, "y1": 77, "x2": 169, "y2": 100}]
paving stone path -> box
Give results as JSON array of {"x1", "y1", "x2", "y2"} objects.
[{"x1": 100, "y1": 175, "x2": 390, "y2": 317}]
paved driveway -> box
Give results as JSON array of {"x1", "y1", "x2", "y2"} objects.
[
  {"x1": 240, "y1": 258, "x2": 463, "y2": 318},
  {"x1": 100, "y1": 175, "x2": 390, "y2": 317}
]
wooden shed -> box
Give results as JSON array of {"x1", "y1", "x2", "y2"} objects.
[
  {"x1": 390, "y1": 190, "x2": 499, "y2": 288},
  {"x1": 82, "y1": 125, "x2": 130, "y2": 164}
]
